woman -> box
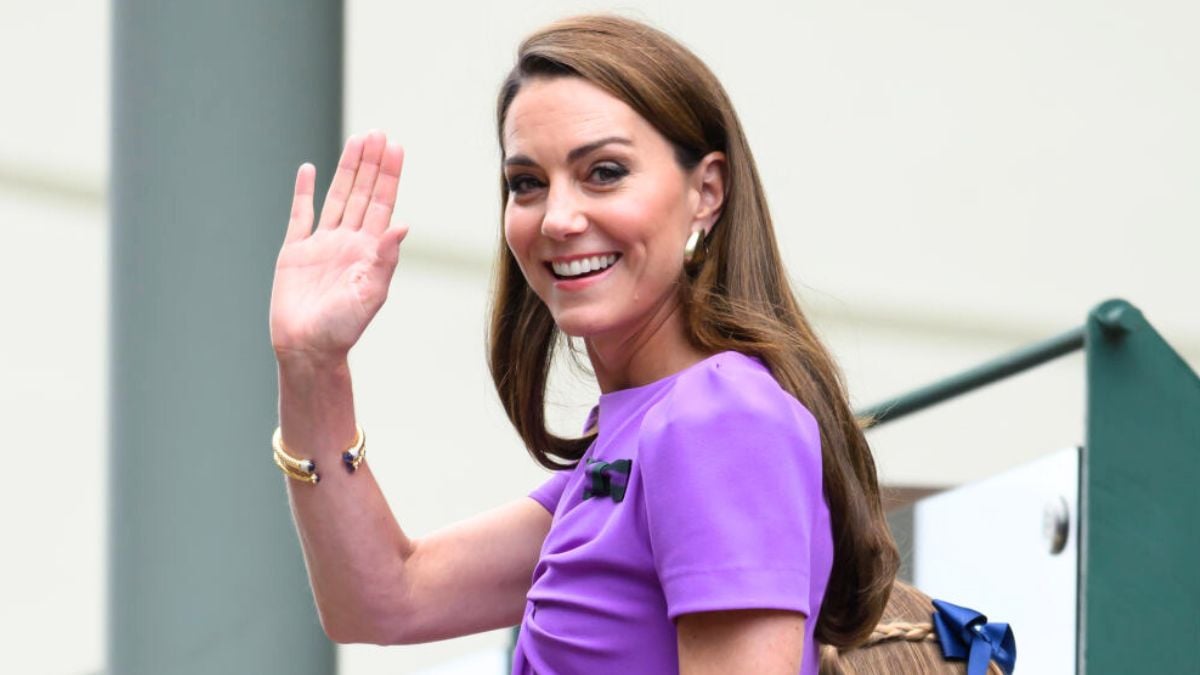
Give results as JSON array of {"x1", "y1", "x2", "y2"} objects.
[{"x1": 269, "y1": 15, "x2": 898, "y2": 674}]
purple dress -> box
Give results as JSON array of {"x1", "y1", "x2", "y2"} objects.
[{"x1": 512, "y1": 351, "x2": 834, "y2": 674}]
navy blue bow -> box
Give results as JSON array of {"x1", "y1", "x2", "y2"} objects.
[
  {"x1": 932, "y1": 599, "x2": 1017, "y2": 675},
  {"x1": 582, "y1": 459, "x2": 632, "y2": 502}
]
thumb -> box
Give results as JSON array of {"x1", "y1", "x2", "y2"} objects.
[
  {"x1": 285, "y1": 163, "x2": 316, "y2": 244},
  {"x1": 377, "y1": 219, "x2": 410, "y2": 267}
]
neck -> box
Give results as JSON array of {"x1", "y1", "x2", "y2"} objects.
[{"x1": 584, "y1": 295, "x2": 711, "y2": 393}]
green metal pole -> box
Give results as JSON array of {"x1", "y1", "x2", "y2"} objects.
[
  {"x1": 859, "y1": 326, "x2": 1085, "y2": 427},
  {"x1": 110, "y1": 2, "x2": 341, "y2": 673}
]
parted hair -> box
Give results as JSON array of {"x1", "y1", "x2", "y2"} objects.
[
  {"x1": 487, "y1": 14, "x2": 899, "y2": 647},
  {"x1": 819, "y1": 582, "x2": 1005, "y2": 674}
]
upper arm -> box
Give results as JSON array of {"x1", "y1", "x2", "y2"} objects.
[
  {"x1": 641, "y1": 358, "x2": 826, "y2": 671},
  {"x1": 375, "y1": 495, "x2": 553, "y2": 644},
  {"x1": 677, "y1": 609, "x2": 806, "y2": 674}
]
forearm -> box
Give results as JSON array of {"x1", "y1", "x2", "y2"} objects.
[
  {"x1": 277, "y1": 356, "x2": 415, "y2": 644},
  {"x1": 267, "y1": 134, "x2": 541, "y2": 644}
]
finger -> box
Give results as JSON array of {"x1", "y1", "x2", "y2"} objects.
[
  {"x1": 317, "y1": 135, "x2": 366, "y2": 231},
  {"x1": 285, "y1": 163, "x2": 316, "y2": 244},
  {"x1": 362, "y1": 142, "x2": 405, "y2": 236},
  {"x1": 341, "y1": 130, "x2": 387, "y2": 231}
]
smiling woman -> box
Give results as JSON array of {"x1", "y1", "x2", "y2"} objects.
[
  {"x1": 268, "y1": 13, "x2": 898, "y2": 675},
  {"x1": 486, "y1": 16, "x2": 899, "y2": 674}
]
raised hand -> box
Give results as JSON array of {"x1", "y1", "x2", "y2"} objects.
[{"x1": 269, "y1": 131, "x2": 409, "y2": 366}]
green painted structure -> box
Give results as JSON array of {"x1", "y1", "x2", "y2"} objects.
[
  {"x1": 865, "y1": 298, "x2": 1199, "y2": 673},
  {"x1": 1081, "y1": 300, "x2": 1199, "y2": 673}
]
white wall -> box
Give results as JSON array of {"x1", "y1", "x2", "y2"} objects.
[
  {"x1": 0, "y1": 187, "x2": 107, "y2": 675},
  {"x1": 1, "y1": 5, "x2": 110, "y2": 675},
  {"x1": 1, "y1": 1, "x2": 1197, "y2": 673}
]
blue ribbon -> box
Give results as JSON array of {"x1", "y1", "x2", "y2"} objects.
[{"x1": 932, "y1": 599, "x2": 1017, "y2": 675}]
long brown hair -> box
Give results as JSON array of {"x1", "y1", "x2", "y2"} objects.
[
  {"x1": 819, "y1": 582, "x2": 1005, "y2": 674},
  {"x1": 488, "y1": 14, "x2": 898, "y2": 648}
]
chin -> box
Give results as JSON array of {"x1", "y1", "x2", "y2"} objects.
[
  {"x1": 549, "y1": 309, "x2": 615, "y2": 339},
  {"x1": 553, "y1": 319, "x2": 603, "y2": 339}
]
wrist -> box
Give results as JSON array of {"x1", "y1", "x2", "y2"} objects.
[
  {"x1": 277, "y1": 353, "x2": 355, "y2": 410},
  {"x1": 275, "y1": 348, "x2": 351, "y2": 377}
]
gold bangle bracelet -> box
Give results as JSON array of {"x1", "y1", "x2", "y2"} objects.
[{"x1": 271, "y1": 425, "x2": 366, "y2": 484}]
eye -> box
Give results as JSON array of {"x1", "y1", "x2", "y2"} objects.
[
  {"x1": 589, "y1": 162, "x2": 629, "y2": 185},
  {"x1": 506, "y1": 174, "x2": 544, "y2": 195}
]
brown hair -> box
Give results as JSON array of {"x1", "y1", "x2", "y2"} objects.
[
  {"x1": 487, "y1": 14, "x2": 898, "y2": 647},
  {"x1": 820, "y1": 582, "x2": 1005, "y2": 674}
]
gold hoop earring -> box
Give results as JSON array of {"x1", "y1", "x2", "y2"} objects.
[{"x1": 684, "y1": 230, "x2": 707, "y2": 267}]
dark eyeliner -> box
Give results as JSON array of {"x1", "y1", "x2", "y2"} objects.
[
  {"x1": 591, "y1": 162, "x2": 629, "y2": 183},
  {"x1": 507, "y1": 175, "x2": 542, "y2": 193}
]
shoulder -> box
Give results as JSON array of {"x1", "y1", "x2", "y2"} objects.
[
  {"x1": 643, "y1": 348, "x2": 820, "y2": 444},
  {"x1": 638, "y1": 351, "x2": 821, "y2": 462}
]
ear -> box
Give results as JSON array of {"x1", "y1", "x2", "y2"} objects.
[{"x1": 688, "y1": 151, "x2": 727, "y2": 237}]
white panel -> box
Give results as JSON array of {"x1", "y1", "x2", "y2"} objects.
[{"x1": 915, "y1": 447, "x2": 1079, "y2": 675}]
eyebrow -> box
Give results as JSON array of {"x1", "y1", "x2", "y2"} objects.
[{"x1": 504, "y1": 136, "x2": 633, "y2": 168}]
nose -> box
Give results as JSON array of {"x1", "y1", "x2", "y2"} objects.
[{"x1": 540, "y1": 183, "x2": 588, "y2": 240}]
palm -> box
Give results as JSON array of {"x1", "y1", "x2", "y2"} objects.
[{"x1": 269, "y1": 132, "x2": 409, "y2": 361}]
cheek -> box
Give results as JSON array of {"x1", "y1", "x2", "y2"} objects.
[
  {"x1": 503, "y1": 204, "x2": 530, "y2": 252},
  {"x1": 605, "y1": 192, "x2": 681, "y2": 248},
  {"x1": 503, "y1": 205, "x2": 540, "y2": 279},
  {"x1": 624, "y1": 194, "x2": 688, "y2": 261}
]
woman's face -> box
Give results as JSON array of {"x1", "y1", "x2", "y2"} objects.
[{"x1": 502, "y1": 76, "x2": 722, "y2": 341}]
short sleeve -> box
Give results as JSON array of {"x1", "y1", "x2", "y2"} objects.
[
  {"x1": 638, "y1": 357, "x2": 825, "y2": 620},
  {"x1": 528, "y1": 471, "x2": 572, "y2": 514}
]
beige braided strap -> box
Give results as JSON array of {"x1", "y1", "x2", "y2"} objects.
[
  {"x1": 863, "y1": 621, "x2": 937, "y2": 646},
  {"x1": 822, "y1": 622, "x2": 937, "y2": 660}
]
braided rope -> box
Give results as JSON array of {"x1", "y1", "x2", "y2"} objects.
[
  {"x1": 822, "y1": 621, "x2": 938, "y2": 662},
  {"x1": 863, "y1": 621, "x2": 937, "y2": 646}
]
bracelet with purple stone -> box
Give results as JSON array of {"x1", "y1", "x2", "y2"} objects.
[
  {"x1": 341, "y1": 426, "x2": 366, "y2": 472},
  {"x1": 273, "y1": 447, "x2": 319, "y2": 485},
  {"x1": 272, "y1": 425, "x2": 366, "y2": 484}
]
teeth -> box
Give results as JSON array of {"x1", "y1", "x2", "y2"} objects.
[{"x1": 552, "y1": 254, "x2": 617, "y2": 278}]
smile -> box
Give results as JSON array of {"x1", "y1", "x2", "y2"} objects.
[{"x1": 548, "y1": 253, "x2": 621, "y2": 280}]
